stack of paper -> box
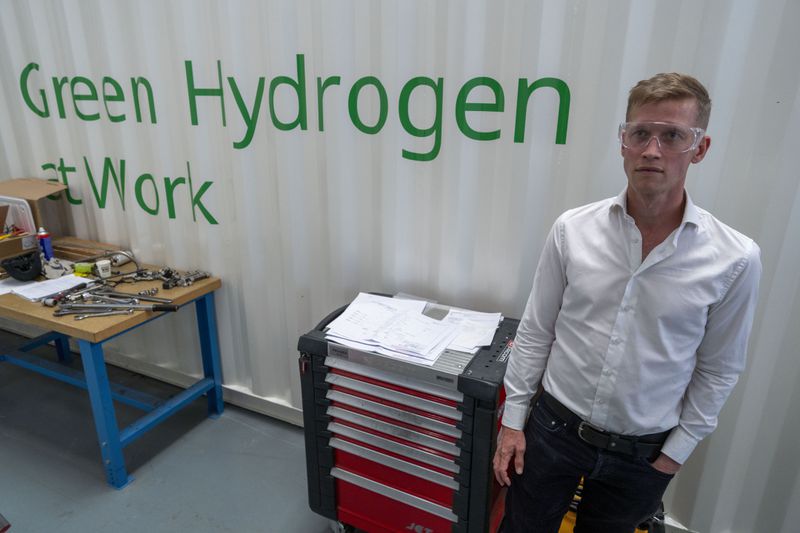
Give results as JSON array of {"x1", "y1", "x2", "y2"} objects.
[
  {"x1": 7, "y1": 274, "x2": 87, "y2": 301},
  {"x1": 441, "y1": 308, "x2": 504, "y2": 353},
  {"x1": 0, "y1": 276, "x2": 32, "y2": 296},
  {"x1": 325, "y1": 293, "x2": 502, "y2": 365}
]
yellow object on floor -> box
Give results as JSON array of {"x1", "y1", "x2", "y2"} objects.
[{"x1": 559, "y1": 510, "x2": 648, "y2": 532}]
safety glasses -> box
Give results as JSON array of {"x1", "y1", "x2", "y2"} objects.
[{"x1": 619, "y1": 121, "x2": 705, "y2": 154}]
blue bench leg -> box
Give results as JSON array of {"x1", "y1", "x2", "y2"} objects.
[
  {"x1": 195, "y1": 293, "x2": 224, "y2": 417},
  {"x1": 55, "y1": 333, "x2": 71, "y2": 364},
  {"x1": 78, "y1": 339, "x2": 132, "y2": 489}
]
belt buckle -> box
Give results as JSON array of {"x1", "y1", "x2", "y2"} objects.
[
  {"x1": 577, "y1": 420, "x2": 601, "y2": 443},
  {"x1": 578, "y1": 420, "x2": 616, "y2": 449}
]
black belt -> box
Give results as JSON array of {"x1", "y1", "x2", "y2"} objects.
[{"x1": 540, "y1": 391, "x2": 670, "y2": 458}]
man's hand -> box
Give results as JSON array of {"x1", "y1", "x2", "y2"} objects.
[
  {"x1": 650, "y1": 453, "x2": 681, "y2": 475},
  {"x1": 493, "y1": 426, "x2": 526, "y2": 486}
]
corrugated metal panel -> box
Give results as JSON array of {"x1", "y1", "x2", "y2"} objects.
[{"x1": 1, "y1": 1, "x2": 798, "y2": 530}]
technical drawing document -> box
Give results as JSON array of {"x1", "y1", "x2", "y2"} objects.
[
  {"x1": 373, "y1": 311, "x2": 459, "y2": 359},
  {"x1": 324, "y1": 292, "x2": 502, "y2": 364},
  {"x1": 0, "y1": 276, "x2": 32, "y2": 295},
  {"x1": 12, "y1": 274, "x2": 87, "y2": 301},
  {"x1": 441, "y1": 309, "x2": 503, "y2": 353},
  {"x1": 326, "y1": 292, "x2": 426, "y2": 344}
]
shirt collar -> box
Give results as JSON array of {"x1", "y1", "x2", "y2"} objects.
[
  {"x1": 610, "y1": 188, "x2": 701, "y2": 228},
  {"x1": 681, "y1": 192, "x2": 701, "y2": 227},
  {"x1": 611, "y1": 189, "x2": 629, "y2": 214}
]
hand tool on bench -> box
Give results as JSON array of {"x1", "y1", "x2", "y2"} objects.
[
  {"x1": 75, "y1": 309, "x2": 135, "y2": 320},
  {"x1": 91, "y1": 288, "x2": 173, "y2": 304},
  {"x1": 56, "y1": 303, "x2": 179, "y2": 312}
]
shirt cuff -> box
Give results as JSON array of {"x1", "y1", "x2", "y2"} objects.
[
  {"x1": 501, "y1": 401, "x2": 530, "y2": 430},
  {"x1": 660, "y1": 426, "x2": 700, "y2": 465}
]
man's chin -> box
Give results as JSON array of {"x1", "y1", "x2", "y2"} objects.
[{"x1": 628, "y1": 180, "x2": 667, "y2": 198}]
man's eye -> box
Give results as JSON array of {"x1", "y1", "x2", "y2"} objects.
[
  {"x1": 664, "y1": 129, "x2": 685, "y2": 141},
  {"x1": 631, "y1": 129, "x2": 650, "y2": 139}
]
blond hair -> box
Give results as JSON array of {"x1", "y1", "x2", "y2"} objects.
[{"x1": 626, "y1": 73, "x2": 711, "y2": 129}]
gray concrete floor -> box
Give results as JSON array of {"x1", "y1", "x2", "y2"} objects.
[{"x1": 0, "y1": 329, "x2": 331, "y2": 533}]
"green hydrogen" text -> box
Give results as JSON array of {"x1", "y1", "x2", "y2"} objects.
[{"x1": 20, "y1": 55, "x2": 571, "y2": 162}]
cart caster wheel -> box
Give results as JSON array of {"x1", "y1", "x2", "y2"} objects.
[{"x1": 328, "y1": 520, "x2": 356, "y2": 533}]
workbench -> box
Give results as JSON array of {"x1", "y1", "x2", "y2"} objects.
[{"x1": 0, "y1": 265, "x2": 223, "y2": 489}]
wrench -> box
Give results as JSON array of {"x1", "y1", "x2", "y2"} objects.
[
  {"x1": 84, "y1": 293, "x2": 137, "y2": 304},
  {"x1": 75, "y1": 309, "x2": 135, "y2": 320},
  {"x1": 93, "y1": 289, "x2": 172, "y2": 303},
  {"x1": 54, "y1": 307, "x2": 114, "y2": 317},
  {"x1": 59, "y1": 302, "x2": 179, "y2": 312}
]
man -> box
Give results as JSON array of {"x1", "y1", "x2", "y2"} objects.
[{"x1": 493, "y1": 73, "x2": 761, "y2": 532}]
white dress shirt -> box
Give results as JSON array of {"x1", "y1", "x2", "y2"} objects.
[{"x1": 502, "y1": 189, "x2": 761, "y2": 464}]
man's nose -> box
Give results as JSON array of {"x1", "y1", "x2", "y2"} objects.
[{"x1": 641, "y1": 136, "x2": 662, "y2": 157}]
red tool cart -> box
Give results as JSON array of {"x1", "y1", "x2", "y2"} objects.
[{"x1": 298, "y1": 299, "x2": 518, "y2": 533}]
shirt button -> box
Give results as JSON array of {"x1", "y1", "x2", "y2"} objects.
[
  {"x1": 610, "y1": 337, "x2": 622, "y2": 345},
  {"x1": 632, "y1": 238, "x2": 640, "y2": 244},
  {"x1": 597, "y1": 399, "x2": 605, "y2": 405}
]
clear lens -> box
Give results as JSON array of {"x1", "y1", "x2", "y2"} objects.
[{"x1": 619, "y1": 122, "x2": 704, "y2": 153}]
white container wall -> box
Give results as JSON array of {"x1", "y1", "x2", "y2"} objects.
[{"x1": 1, "y1": 1, "x2": 798, "y2": 531}]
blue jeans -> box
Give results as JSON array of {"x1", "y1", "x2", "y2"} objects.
[{"x1": 501, "y1": 398, "x2": 674, "y2": 533}]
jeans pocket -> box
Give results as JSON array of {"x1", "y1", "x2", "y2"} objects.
[
  {"x1": 532, "y1": 401, "x2": 567, "y2": 434},
  {"x1": 637, "y1": 455, "x2": 676, "y2": 479}
]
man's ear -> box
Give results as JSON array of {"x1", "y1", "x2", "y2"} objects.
[{"x1": 692, "y1": 136, "x2": 711, "y2": 164}]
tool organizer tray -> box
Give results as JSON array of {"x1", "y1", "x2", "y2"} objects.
[{"x1": 298, "y1": 298, "x2": 518, "y2": 533}]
